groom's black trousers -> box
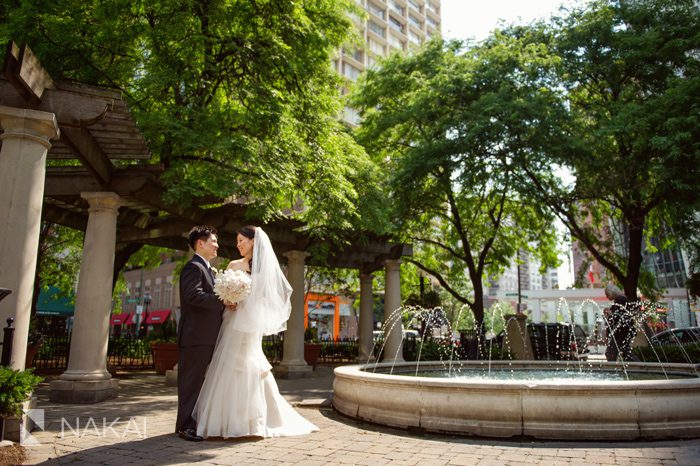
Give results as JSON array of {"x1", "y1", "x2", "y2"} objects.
[{"x1": 176, "y1": 344, "x2": 216, "y2": 432}]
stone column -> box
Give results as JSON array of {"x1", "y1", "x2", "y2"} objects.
[
  {"x1": 276, "y1": 250, "x2": 312, "y2": 378},
  {"x1": 0, "y1": 106, "x2": 59, "y2": 370},
  {"x1": 383, "y1": 259, "x2": 404, "y2": 363},
  {"x1": 50, "y1": 192, "x2": 122, "y2": 403},
  {"x1": 359, "y1": 273, "x2": 375, "y2": 362}
]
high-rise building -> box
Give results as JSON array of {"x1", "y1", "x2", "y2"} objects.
[
  {"x1": 335, "y1": 0, "x2": 442, "y2": 125},
  {"x1": 572, "y1": 219, "x2": 689, "y2": 291},
  {"x1": 488, "y1": 250, "x2": 560, "y2": 296}
]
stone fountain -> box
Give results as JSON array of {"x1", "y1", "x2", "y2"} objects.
[{"x1": 333, "y1": 304, "x2": 700, "y2": 440}]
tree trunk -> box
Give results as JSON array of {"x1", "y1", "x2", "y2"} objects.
[
  {"x1": 30, "y1": 223, "x2": 53, "y2": 319},
  {"x1": 624, "y1": 214, "x2": 645, "y2": 301},
  {"x1": 471, "y1": 276, "x2": 485, "y2": 335},
  {"x1": 112, "y1": 243, "x2": 144, "y2": 291}
]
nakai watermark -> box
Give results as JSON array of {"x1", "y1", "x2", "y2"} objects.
[{"x1": 21, "y1": 409, "x2": 148, "y2": 445}]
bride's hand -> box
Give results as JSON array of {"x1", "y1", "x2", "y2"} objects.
[{"x1": 225, "y1": 303, "x2": 237, "y2": 312}]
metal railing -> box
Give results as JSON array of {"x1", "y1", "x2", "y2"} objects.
[
  {"x1": 30, "y1": 334, "x2": 154, "y2": 371},
  {"x1": 262, "y1": 334, "x2": 283, "y2": 365},
  {"x1": 108, "y1": 335, "x2": 153, "y2": 369},
  {"x1": 318, "y1": 338, "x2": 359, "y2": 363}
]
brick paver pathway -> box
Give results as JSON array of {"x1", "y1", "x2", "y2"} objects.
[{"x1": 22, "y1": 368, "x2": 700, "y2": 466}]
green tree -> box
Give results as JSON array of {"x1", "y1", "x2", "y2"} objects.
[
  {"x1": 0, "y1": 0, "x2": 379, "y2": 237},
  {"x1": 351, "y1": 39, "x2": 560, "y2": 330},
  {"x1": 33, "y1": 221, "x2": 175, "y2": 318},
  {"x1": 31, "y1": 223, "x2": 84, "y2": 316},
  {"x1": 518, "y1": 0, "x2": 700, "y2": 300}
]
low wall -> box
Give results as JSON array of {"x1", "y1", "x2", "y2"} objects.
[{"x1": 333, "y1": 361, "x2": 700, "y2": 440}]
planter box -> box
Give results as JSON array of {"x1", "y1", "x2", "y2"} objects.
[
  {"x1": 304, "y1": 343, "x2": 322, "y2": 369},
  {"x1": 2, "y1": 396, "x2": 37, "y2": 443},
  {"x1": 151, "y1": 342, "x2": 178, "y2": 375}
]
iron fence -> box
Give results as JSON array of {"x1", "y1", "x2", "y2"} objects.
[
  {"x1": 32, "y1": 335, "x2": 71, "y2": 371},
  {"x1": 30, "y1": 334, "x2": 154, "y2": 371},
  {"x1": 108, "y1": 335, "x2": 153, "y2": 369},
  {"x1": 319, "y1": 338, "x2": 359, "y2": 363},
  {"x1": 262, "y1": 334, "x2": 283, "y2": 364}
]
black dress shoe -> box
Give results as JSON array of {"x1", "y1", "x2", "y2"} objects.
[{"x1": 178, "y1": 428, "x2": 204, "y2": 442}]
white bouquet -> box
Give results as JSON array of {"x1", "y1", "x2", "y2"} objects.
[{"x1": 213, "y1": 269, "x2": 252, "y2": 304}]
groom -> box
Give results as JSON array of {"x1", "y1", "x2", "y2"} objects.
[{"x1": 176, "y1": 225, "x2": 225, "y2": 441}]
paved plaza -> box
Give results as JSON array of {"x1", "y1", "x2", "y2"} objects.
[{"x1": 18, "y1": 365, "x2": 700, "y2": 466}]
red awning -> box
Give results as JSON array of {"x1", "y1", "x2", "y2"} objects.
[
  {"x1": 110, "y1": 313, "x2": 131, "y2": 326},
  {"x1": 145, "y1": 309, "x2": 171, "y2": 324},
  {"x1": 124, "y1": 312, "x2": 137, "y2": 325}
]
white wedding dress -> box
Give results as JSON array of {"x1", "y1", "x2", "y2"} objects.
[{"x1": 193, "y1": 228, "x2": 318, "y2": 439}]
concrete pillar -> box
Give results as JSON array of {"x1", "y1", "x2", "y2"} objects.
[
  {"x1": 383, "y1": 259, "x2": 404, "y2": 363},
  {"x1": 50, "y1": 192, "x2": 122, "y2": 403},
  {"x1": 276, "y1": 250, "x2": 312, "y2": 378},
  {"x1": 359, "y1": 273, "x2": 374, "y2": 362},
  {"x1": 531, "y1": 299, "x2": 542, "y2": 323},
  {"x1": 0, "y1": 106, "x2": 59, "y2": 369}
]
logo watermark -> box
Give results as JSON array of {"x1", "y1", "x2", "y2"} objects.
[{"x1": 20, "y1": 409, "x2": 148, "y2": 445}]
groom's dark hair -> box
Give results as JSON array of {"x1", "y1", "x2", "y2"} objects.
[{"x1": 188, "y1": 225, "x2": 217, "y2": 250}]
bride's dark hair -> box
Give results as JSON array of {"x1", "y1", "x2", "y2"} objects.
[{"x1": 238, "y1": 225, "x2": 256, "y2": 240}]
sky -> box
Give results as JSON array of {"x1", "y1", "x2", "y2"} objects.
[
  {"x1": 441, "y1": 0, "x2": 573, "y2": 42},
  {"x1": 440, "y1": 0, "x2": 576, "y2": 288}
]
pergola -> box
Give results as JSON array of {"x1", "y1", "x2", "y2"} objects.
[{"x1": 0, "y1": 42, "x2": 410, "y2": 403}]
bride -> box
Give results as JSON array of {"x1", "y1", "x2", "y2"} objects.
[{"x1": 193, "y1": 225, "x2": 318, "y2": 438}]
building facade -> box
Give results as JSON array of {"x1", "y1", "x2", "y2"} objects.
[{"x1": 337, "y1": 0, "x2": 442, "y2": 125}]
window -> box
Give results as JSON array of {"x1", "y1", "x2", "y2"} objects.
[
  {"x1": 426, "y1": 15, "x2": 438, "y2": 29},
  {"x1": 409, "y1": 30, "x2": 421, "y2": 45},
  {"x1": 368, "y1": 38, "x2": 385, "y2": 56},
  {"x1": 388, "y1": 16, "x2": 405, "y2": 33},
  {"x1": 367, "y1": 2, "x2": 385, "y2": 19},
  {"x1": 152, "y1": 284, "x2": 161, "y2": 309},
  {"x1": 389, "y1": 34, "x2": 404, "y2": 50},
  {"x1": 368, "y1": 20, "x2": 386, "y2": 38},
  {"x1": 408, "y1": 0, "x2": 422, "y2": 13},
  {"x1": 409, "y1": 14, "x2": 422, "y2": 29},
  {"x1": 343, "y1": 106, "x2": 361, "y2": 126},
  {"x1": 367, "y1": 55, "x2": 378, "y2": 69},
  {"x1": 343, "y1": 62, "x2": 361, "y2": 80},
  {"x1": 163, "y1": 283, "x2": 173, "y2": 308},
  {"x1": 426, "y1": 1, "x2": 438, "y2": 14},
  {"x1": 389, "y1": 0, "x2": 404, "y2": 16}
]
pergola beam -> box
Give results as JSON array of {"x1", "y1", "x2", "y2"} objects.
[
  {"x1": 0, "y1": 79, "x2": 113, "y2": 126},
  {"x1": 2, "y1": 42, "x2": 54, "y2": 102},
  {"x1": 44, "y1": 167, "x2": 155, "y2": 197},
  {"x1": 61, "y1": 127, "x2": 114, "y2": 186}
]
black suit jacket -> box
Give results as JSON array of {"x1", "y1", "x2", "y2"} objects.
[{"x1": 178, "y1": 255, "x2": 224, "y2": 347}]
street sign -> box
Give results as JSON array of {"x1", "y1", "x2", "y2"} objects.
[{"x1": 135, "y1": 305, "x2": 143, "y2": 315}]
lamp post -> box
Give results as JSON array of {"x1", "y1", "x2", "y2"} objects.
[{"x1": 142, "y1": 293, "x2": 152, "y2": 337}]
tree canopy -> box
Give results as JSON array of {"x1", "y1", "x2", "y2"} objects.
[
  {"x1": 1, "y1": 0, "x2": 381, "y2": 234},
  {"x1": 517, "y1": 0, "x2": 700, "y2": 299},
  {"x1": 351, "y1": 38, "x2": 560, "y2": 328}
]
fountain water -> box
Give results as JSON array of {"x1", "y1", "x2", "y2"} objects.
[{"x1": 333, "y1": 301, "x2": 700, "y2": 440}]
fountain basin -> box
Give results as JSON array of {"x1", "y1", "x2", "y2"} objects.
[{"x1": 333, "y1": 361, "x2": 700, "y2": 440}]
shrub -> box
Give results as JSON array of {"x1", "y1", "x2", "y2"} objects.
[
  {"x1": 634, "y1": 343, "x2": 700, "y2": 364},
  {"x1": 0, "y1": 366, "x2": 43, "y2": 418}
]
